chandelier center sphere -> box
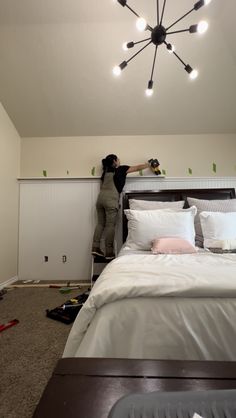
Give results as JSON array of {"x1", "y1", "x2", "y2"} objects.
[{"x1": 151, "y1": 25, "x2": 167, "y2": 46}]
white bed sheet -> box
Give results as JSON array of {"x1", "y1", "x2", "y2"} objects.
[{"x1": 63, "y1": 251, "x2": 236, "y2": 360}]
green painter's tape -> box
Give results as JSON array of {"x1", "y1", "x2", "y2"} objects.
[
  {"x1": 139, "y1": 170, "x2": 143, "y2": 176},
  {"x1": 162, "y1": 169, "x2": 166, "y2": 175},
  {"x1": 213, "y1": 163, "x2": 217, "y2": 173},
  {"x1": 43, "y1": 170, "x2": 47, "y2": 177},
  {"x1": 188, "y1": 168, "x2": 193, "y2": 175},
  {"x1": 91, "y1": 167, "x2": 95, "y2": 176}
]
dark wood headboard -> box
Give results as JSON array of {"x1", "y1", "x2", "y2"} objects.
[{"x1": 122, "y1": 188, "x2": 236, "y2": 242}]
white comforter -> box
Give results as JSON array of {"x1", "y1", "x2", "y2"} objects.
[{"x1": 63, "y1": 252, "x2": 236, "y2": 360}]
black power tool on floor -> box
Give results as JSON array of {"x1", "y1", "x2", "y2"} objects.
[{"x1": 46, "y1": 290, "x2": 90, "y2": 324}]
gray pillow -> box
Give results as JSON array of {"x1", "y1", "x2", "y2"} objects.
[
  {"x1": 129, "y1": 199, "x2": 185, "y2": 210},
  {"x1": 187, "y1": 197, "x2": 236, "y2": 247}
]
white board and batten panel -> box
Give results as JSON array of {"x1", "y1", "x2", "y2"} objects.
[
  {"x1": 125, "y1": 176, "x2": 236, "y2": 191},
  {"x1": 18, "y1": 179, "x2": 99, "y2": 281},
  {"x1": 18, "y1": 177, "x2": 236, "y2": 281}
]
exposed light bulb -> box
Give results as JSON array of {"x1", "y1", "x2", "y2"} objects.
[
  {"x1": 190, "y1": 69, "x2": 198, "y2": 80},
  {"x1": 146, "y1": 80, "x2": 153, "y2": 96},
  {"x1": 136, "y1": 17, "x2": 147, "y2": 31},
  {"x1": 122, "y1": 42, "x2": 128, "y2": 51},
  {"x1": 145, "y1": 88, "x2": 153, "y2": 97},
  {"x1": 204, "y1": 0, "x2": 212, "y2": 5},
  {"x1": 113, "y1": 66, "x2": 121, "y2": 76},
  {"x1": 197, "y1": 20, "x2": 208, "y2": 34},
  {"x1": 168, "y1": 44, "x2": 175, "y2": 54}
]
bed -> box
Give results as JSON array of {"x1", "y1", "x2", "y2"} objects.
[{"x1": 63, "y1": 188, "x2": 236, "y2": 361}]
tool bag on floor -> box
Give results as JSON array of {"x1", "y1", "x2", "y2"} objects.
[{"x1": 46, "y1": 290, "x2": 90, "y2": 324}]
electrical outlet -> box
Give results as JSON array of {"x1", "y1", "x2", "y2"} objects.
[
  {"x1": 44, "y1": 256, "x2": 48, "y2": 262},
  {"x1": 62, "y1": 255, "x2": 67, "y2": 263}
]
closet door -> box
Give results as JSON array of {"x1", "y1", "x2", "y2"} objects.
[{"x1": 18, "y1": 180, "x2": 99, "y2": 281}]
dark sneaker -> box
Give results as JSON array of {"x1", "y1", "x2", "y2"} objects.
[
  {"x1": 92, "y1": 248, "x2": 104, "y2": 257},
  {"x1": 105, "y1": 254, "x2": 115, "y2": 261}
]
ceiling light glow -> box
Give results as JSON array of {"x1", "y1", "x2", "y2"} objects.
[
  {"x1": 145, "y1": 88, "x2": 153, "y2": 96},
  {"x1": 190, "y1": 69, "x2": 198, "y2": 79},
  {"x1": 113, "y1": 66, "x2": 121, "y2": 76},
  {"x1": 136, "y1": 18, "x2": 147, "y2": 31},
  {"x1": 197, "y1": 20, "x2": 208, "y2": 34}
]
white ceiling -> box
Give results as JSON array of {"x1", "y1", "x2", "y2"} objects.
[{"x1": 0, "y1": 0, "x2": 235, "y2": 137}]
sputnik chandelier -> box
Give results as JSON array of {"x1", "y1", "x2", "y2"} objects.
[{"x1": 113, "y1": 0, "x2": 212, "y2": 96}]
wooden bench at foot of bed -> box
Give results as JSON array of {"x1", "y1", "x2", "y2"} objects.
[{"x1": 33, "y1": 358, "x2": 236, "y2": 418}]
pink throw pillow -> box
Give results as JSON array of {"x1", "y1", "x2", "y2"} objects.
[{"x1": 151, "y1": 237, "x2": 198, "y2": 254}]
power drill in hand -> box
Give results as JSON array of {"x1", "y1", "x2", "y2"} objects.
[{"x1": 148, "y1": 158, "x2": 161, "y2": 175}]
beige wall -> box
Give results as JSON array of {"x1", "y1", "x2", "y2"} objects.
[
  {"x1": 21, "y1": 134, "x2": 236, "y2": 178},
  {"x1": 0, "y1": 103, "x2": 20, "y2": 285}
]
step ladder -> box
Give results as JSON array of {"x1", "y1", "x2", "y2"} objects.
[
  {"x1": 91, "y1": 255, "x2": 109, "y2": 287},
  {"x1": 90, "y1": 241, "x2": 117, "y2": 287}
]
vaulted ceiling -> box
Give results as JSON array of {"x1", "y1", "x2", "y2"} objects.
[{"x1": 0, "y1": 0, "x2": 235, "y2": 137}]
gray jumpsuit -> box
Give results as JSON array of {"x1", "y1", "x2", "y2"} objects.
[{"x1": 92, "y1": 172, "x2": 119, "y2": 257}]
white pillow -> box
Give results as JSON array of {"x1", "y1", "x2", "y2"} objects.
[
  {"x1": 187, "y1": 197, "x2": 236, "y2": 247},
  {"x1": 124, "y1": 207, "x2": 197, "y2": 250},
  {"x1": 129, "y1": 199, "x2": 185, "y2": 210},
  {"x1": 200, "y1": 211, "x2": 236, "y2": 248}
]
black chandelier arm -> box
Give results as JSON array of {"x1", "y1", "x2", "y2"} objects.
[
  {"x1": 164, "y1": 41, "x2": 187, "y2": 66},
  {"x1": 150, "y1": 45, "x2": 158, "y2": 81},
  {"x1": 156, "y1": 0, "x2": 160, "y2": 25},
  {"x1": 173, "y1": 51, "x2": 187, "y2": 67},
  {"x1": 126, "y1": 41, "x2": 152, "y2": 65},
  {"x1": 166, "y1": 28, "x2": 190, "y2": 35},
  {"x1": 125, "y1": 3, "x2": 140, "y2": 18},
  {"x1": 133, "y1": 37, "x2": 152, "y2": 46},
  {"x1": 160, "y1": 0, "x2": 167, "y2": 26},
  {"x1": 147, "y1": 24, "x2": 153, "y2": 32},
  {"x1": 166, "y1": 8, "x2": 194, "y2": 31}
]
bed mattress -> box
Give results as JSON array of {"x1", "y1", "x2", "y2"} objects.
[{"x1": 63, "y1": 250, "x2": 236, "y2": 360}]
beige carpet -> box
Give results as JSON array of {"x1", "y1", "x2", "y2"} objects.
[{"x1": 0, "y1": 285, "x2": 89, "y2": 418}]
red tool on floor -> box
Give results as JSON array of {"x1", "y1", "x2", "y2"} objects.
[{"x1": 0, "y1": 319, "x2": 19, "y2": 333}]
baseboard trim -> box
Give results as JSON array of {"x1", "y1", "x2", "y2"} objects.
[{"x1": 0, "y1": 276, "x2": 18, "y2": 290}]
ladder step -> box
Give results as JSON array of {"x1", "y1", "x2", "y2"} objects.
[
  {"x1": 93, "y1": 256, "x2": 108, "y2": 263},
  {"x1": 92, "y1": 274, "x2": 100, "y2": 282}
]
